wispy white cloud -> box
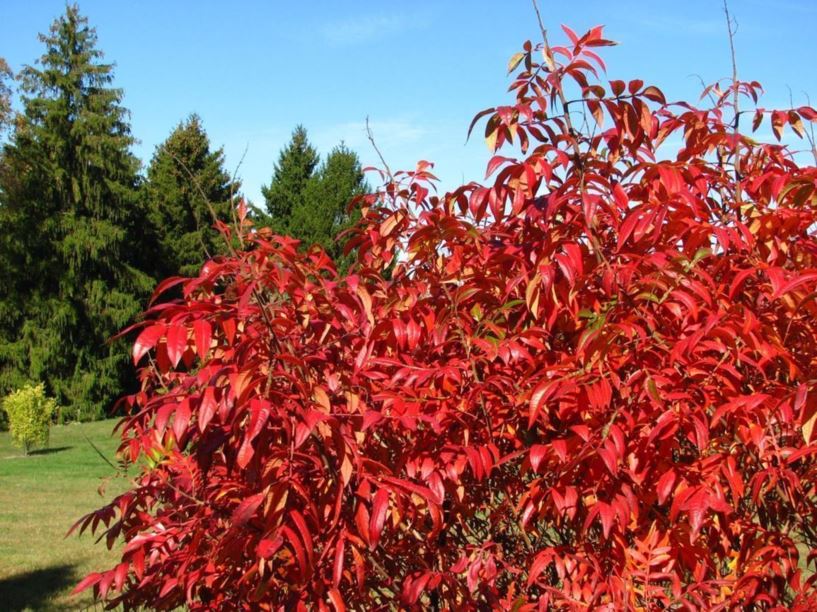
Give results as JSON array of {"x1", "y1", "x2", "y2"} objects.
[{"x1": 319, "y1": 13, "x2": 420, "y2": 46}]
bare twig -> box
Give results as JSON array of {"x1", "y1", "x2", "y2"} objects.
[
  {"x1": 530, "y1": 0, "x2": 582, "y2": 162},
  {"x1": 690, "y1": 73, "x2": 718, "y2": 106},
  {"x1": 723, "y1": 0, "x2": 743, "y2": 205},
  {"x1": 228, "y1": 142, "x2": 249, "y2": 248},
  {"x1": 365, "y1": 116, "x2": 394, "y2": 182},
  {"x1": 82, "y1": 430, "x2": 122, "y2": 472}
]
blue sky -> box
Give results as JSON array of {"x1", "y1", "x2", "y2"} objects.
[{"x1": 2, "y1": 1, "x2": 816, "y2": 204}]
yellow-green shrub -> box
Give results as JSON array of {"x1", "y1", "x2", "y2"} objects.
[{"x1": 4, "y1": 383, "x2": 57, "y2": 455}]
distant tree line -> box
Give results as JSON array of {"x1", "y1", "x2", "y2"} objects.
[{"x1": 0, "y1": 4, "x2": 367, "y2": 421}]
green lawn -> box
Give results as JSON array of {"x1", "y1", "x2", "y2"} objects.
[{"x1": 0, "y1": 419, "x2": 130, "y2": 611}]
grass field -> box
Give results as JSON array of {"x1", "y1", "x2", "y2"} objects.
[{"x1": 0, "y1": 419, "x2": 130, "y2": 611}]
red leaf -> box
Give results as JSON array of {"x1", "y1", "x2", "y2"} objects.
[
  {"x1": 529, "y1": 380, "x2": 554, "y2": 428},
  {"x1": 333, "y1": 536, "x2": 346, "y2": 588},
  {"x1": 166, "y1": 324, "x2": 187, "y2": 368},
  {"x1": 369, "y1": 488, "x2": 390, "y2": 549},
  {"x1": 485, "y1": 155, "x2": 513, "y2": 179},
  {"x1": 193, "y1": 319, "x2": 212, "y2": 361},
  {"x1": 282, "y1": 525, "x2": 308, "y2": 578},
  {"x1": 354, "y1": 503, "x2": 371, "y2": 546},
  {"x1": 198, "y1": 387, "x2": 217, "y2": 432},
  {"x1": 561, "y1": 24, "x2": 579, "y2": 45},
  {"x1": 159, "y1": 578, "x2": 178, "y2": 598},
  {"x1": 149, "y1": 276, "x2": 187, "y2": 305},
  {"x1": 617, "y1": 211, "x2": 641, "y2": 252},
  {"x1": 328, "y1": 588, "x2": 346, "y2": 612},
  {"x1": 656, "y1": 469, "x2": 676, "y2": 505},
  {"x1": 257, "y1": 534, "x2": 284, "y2": 559},
  {"x1": 677, "y1": 486, "x2": 710, "y2": 540},
  {"x1": 172, "y1": 400, "x2": 190, "y2": 442},
  {"x1": 530, "y1": 444, "x2": 547, "y2": 472},
  {"x1": 290, "y1": 509, "x2": 314, "y2": 568},
  {"x1": 232, "y1": 493, "x2": 264, "y2": 526},
  {"x1": 641, "y1": 85, "x2": 666, "y2": 105},
  {"x1": 72, "y1": 572, "x2": 102, "y2": 595},
  {"x1": 236, "y1": 399, "x2": 271, "y2": 468},
  {"x1": 403, "y1": 572, "x2": 434, "y2": 605},
  {"x1": 133, "y1": 324, "x2": 165, "y2": 364},
  {"x1": 798, "y1": 105, "x2": 817, "y2": 121},
  {"x1": 598, "y1": 503, "x2": 614, "y2": 539}
]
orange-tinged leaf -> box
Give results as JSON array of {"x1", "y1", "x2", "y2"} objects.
[
  {"x1": 198, "y1": 387, "x2": 217, "y2": 432},
  {"x1": 313, "y1": 386, "x2": 331, "y2": 412},
  {"x1": 356, "y1": 283, "x2": 374, "y2": 326},
  {"x1": 803, "y1": 403, "x2": 817, "y2": 444},
  {"x1": 328, "y1": 588, "x2": 346, "y2": 612},
  {"x1": 641, "y1": 85, "x2": 666, "y2": 105},
  {"x1": 507, "y1": 51, "x2": 525, "y2": 73}
]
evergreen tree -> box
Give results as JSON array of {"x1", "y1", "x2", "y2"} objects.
[
  {"x1": 260, "y1": 125, "x2": 318, "y2": 232},
  {"x1": 293, "y1": 144, "x2": 367, "y2": 266},
  {"x1": 144, "y1": 114, "x2": 239, "y2": 279},
  {"x1": 259, "y1": 128, "x2": 367, "y2": 269},
  {"x1": 0, "y1": 58, "x2": 13, "y2": 136},
  {"x1": 0, "y1": 5, "x2": 151, "y2": 421}
]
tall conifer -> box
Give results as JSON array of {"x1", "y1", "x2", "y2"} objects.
[
  {"x1": 294, "y1": 144, "x2": 367, "y2": 267},
  {"x1": 260, "y1": 125, "x2": 318, "y2": 233},
  {"x1": 0, "y1": 5, "x2": 150, "y2": 420},
  {"x1": 144, "y1": 114, "x2": 239, "y2": 279}
]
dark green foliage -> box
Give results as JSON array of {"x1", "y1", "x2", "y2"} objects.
[
  {"x1": 144, "y1": 114, "x2": 239, "y2": 278},
  {"x1": 260, "y1": 127, "x2": 367, "y2": 268},
  {"x1": 0, "y1": 5, "x2": 151, "y2": 421},
  {"x1": 260, "y1": 125, "x2": 318, "y2": 233},
  {"x1": 295, "y1": 144, "x2": 367, "y2": 266}
]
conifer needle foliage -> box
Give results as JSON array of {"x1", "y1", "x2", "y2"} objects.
[{"x1": 0, "y1": 4, "x2": 151, "y2": 421}]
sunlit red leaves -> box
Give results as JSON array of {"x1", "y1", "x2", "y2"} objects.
[
  {"x1": 132, "y1": 323, "x2": 164, "y2": 364},
  {"x1": 75, "y1": 23, "x2": 817, "y2": 611}
]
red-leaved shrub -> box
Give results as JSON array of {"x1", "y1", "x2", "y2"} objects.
[{"x1": 74, "y1": 24, "x2": 817, "y2": 609}]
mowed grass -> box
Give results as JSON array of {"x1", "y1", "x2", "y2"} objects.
[{"x1": 0, "y1": 419, "x2": 130, "y2": 611}]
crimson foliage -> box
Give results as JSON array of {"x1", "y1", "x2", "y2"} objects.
[{"x1": 75, "y1": 25, "x2": 817, "y2": 609}]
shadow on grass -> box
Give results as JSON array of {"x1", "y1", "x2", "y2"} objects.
[
  {"x1": 29, "y1": 446, "x2": 72, "y2": 456},
  {"x1": 0, "y1": 564, "x2": 77, "y2": 611}
]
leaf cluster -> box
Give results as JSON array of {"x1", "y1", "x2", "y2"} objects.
[{"x1": 75, "y1": 23, "x2": 817, "y2": 610}]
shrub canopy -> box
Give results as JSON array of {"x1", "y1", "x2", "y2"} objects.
[
  {"x1": 76, "y1": 25, "x2": 817, "y2": 609},
  {"x1": 5, "y1": 383, "x2": 56, "y2": 454}
]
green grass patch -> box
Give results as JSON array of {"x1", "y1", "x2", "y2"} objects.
[{"x1": 0, "y1": 419, "x2": 130, "y2": 610}]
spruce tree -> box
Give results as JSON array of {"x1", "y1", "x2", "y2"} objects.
[
  {"x1": 144, "y1": 114, "x2": 239, "y2": 279},
  {"x1": 294, "y1": 144, "x2": 367, "y2": 266},
  {"x1": 0, "y1": 58, "x2": 13, "y2": 135},
  {"x1": 260, "y1": 125, "x2": 318, "y2": 233},
  {"x1": 0, "y1": 5, "x2": 151, "y2": 420}
]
